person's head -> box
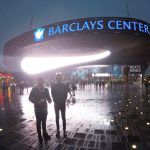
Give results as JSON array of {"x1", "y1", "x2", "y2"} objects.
[
  {"x1": 38, "y1": 77, "x2": 44, "y2": 87},
  {"x1": 55, "y1": 72, "x2": 62, "y2": 83}
]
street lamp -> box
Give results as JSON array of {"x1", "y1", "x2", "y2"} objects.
[{"x1": 124, "y1": 0, "x2": 130, "y2": 18}]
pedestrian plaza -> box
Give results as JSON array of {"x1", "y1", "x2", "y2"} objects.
[{"x1": 0, "y1": 84, "x2": 150, "y2": 150}]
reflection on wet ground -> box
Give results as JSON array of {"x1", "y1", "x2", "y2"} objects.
[{"x1": 0, "y1": 84, "x2": 150, "y2": 150}]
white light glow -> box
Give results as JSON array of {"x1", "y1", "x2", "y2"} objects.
[
  {"x1": 104, "y1": 121, "x2": 110, "y2": 126},
  {"x1": 35, "y1": 31, "x2": 43, "y2": 39},
  {"x1": 94, "y1": 73, "x2": 110, "y2": 77},
  {"x1": 132, "y1": 144, "x2": 137, "y2": 149},
  {"x1": 147, "y1": 122, "x2": 150, "y2": 125},
  {"x1": 21, "y1": 51, "x2": 111, "y2": 74},
  {"x1": 76, "y1": 65, "x2": 110, "y2": 69}
]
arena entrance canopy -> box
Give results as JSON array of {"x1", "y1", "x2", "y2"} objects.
[{"x1": 3, "y1": 17, "x2": 150, "y2": 74}]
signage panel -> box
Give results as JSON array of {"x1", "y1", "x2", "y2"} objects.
[{"x1": 34, "y1": 17, "x2": 150, "y2": 42}]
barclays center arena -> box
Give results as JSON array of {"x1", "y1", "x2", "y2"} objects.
[{"x1": 3, "y1": 17, "x2": 150, "y2": 81}]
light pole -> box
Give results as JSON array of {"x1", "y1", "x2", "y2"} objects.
[
  {"x1": 124, "y1": 0, "x2": 130, "y2": 18},
  {"x1": 29, "y1": 16, "x2": 33, "y2": 31}
]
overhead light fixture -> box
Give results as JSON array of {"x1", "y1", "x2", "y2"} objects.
[
  {"x1": 21, "y1": 50, "x2": 111, "y2": 74},
  {"x1": 76, "y1": 65, "x2": 110, "y2": 69}
]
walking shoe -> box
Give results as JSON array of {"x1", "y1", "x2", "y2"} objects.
[
  {"x1": 38, "y1": 137, "x2": 43, "y2": 147},
  {"x1": 56, "y1": 131, "x2": 60, "y2": 138},
  {"x1": 63, "y1": 131, "x2": 67, "y2": 138},
  {"x1": 43, "y1": 134, "x2": 51, "y2": 141}
]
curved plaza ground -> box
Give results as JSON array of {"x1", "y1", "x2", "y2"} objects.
[{"x1": 0, "y1": 84, "x2": 150, "y2": 150}]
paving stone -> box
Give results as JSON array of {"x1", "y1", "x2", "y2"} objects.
[
  {"x1": 111, "y1": 135, "x2": 120, "y2": 142},
  {"x1": 12, "y1": 132, "x2": 26, "y2": 140},
  {"x1": 4, "y1": 139, "x2": 18, "y2": 148},
  {"x1": 74, "y1": 133, "x2": 86, "y2": 139},
  {"x1": 86, "y1": 134, "x2": 93, "y2": 140},
  {"x1": 96, "y1": 135, "x2": 100, "y2": 141},
  {"x1": 77, "y1": 140, "x2": 85, "y2": 147},
  {"x1": 100, "y1": 135, "x2": 105, "y2": 140},
  {"x1": 79, "y1": 148, "x2": 87, "y2": 150},
  {"x1": 95, "y1": 142, "x2": 100, "y2": 149},
  {"x1": 67, "y1": 145, "x2": 75, "y2": 150},
  {"x1": 46, "y1": 141, "x2": 58, "y2": 149},
  {"x1": 63, "y1": 138, "x2": 78, "y2": 145},
  {"x1": 121, "y1": 136, "x2": 126, "y2": 142},
  {"x1": 94, "y1": 130, "x2": 104, "y2": 134},
  {"x1": 55, "y1": 143, "x2": 65, "y2": 150},
  {"x1": 112, "y1": 142, "x2": 126, "y2": 150},
  {"x1": 11, "y1": 142, "x2": 30, "y2": 150},
  {"x1": 88, "y1": 141, "x2": 95, "y2": 148},
  {"x1": 88, "y1": 149, "x2": 99, "y2": 150},
  {"x1": 85, "y1": 128, "x2": 90, "y2": 133},
  {"x1": 92, "y1": 135, "x2": 97, "y2": 141},
  {"x1": 0, "y1": 145, "x2": 9, "y2": 150},
  {"x1": 100, "y1": 142, "x2": 106, "y2": 149},
  {"x1": 127, "y1": 136, "x2": 140, "y2": 143},
  {"x1": 0, "y1": 135, "x2": 17, "y2": 147},
  {"x1": 83, "y1": 140, "x2": 89, "y2": 148},
  {"x1": 106, "y1": 130, "x2": 117, "y2": 135},
  {"x1": 22, "y1": 137, "x2": 36, "y2": 145},
  {"x1": 142, "y1": 129, "x2": 150, "y2": 136}
]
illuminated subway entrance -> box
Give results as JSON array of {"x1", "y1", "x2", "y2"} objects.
[{"x1": 3, "y1": 17, "x2": 150, "y2": 73}]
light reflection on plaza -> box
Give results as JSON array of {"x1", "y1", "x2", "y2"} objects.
[
  {"x1": 0, "y1": 85, "x2": 112, "y2": 127},
  {"x1": 1, "y1": 84, "x2": 149, "y2": 131},
  {"x1": 0, "y1": 82, "x2": 150, "y2": 150}
]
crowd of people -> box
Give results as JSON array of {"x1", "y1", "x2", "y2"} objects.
[
  {"x1": 0, "y1": 80, "x2": 16, "y2": 100},
  {"x1": 76, "y1": 78, "x2": 124, "y2": 89}
]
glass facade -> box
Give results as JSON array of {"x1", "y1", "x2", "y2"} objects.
[{"x1": 72, "y1": 65, "x2": 142, "y2": 79}]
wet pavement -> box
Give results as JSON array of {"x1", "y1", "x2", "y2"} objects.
[{"x1": 0, "y1": 84, "x2": 150, "y2": 150}]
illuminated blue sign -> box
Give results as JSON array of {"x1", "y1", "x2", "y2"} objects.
[
  {"x1": 48, "y1": 20, "x2": 104, "y2": 36},
  {"x1": 48, "y1": 20, "x2": 150, "y2": 36},
  {"x1": 34, "y1": 28, "x2": 45, "y2": 41},
  {"x1": 34, "y1": 18, "x2": 150, "y2": 42}
]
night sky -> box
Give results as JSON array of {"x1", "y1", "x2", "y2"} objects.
[{"x1": 0, "y1": 0, "x2": 150, "y2": 68}]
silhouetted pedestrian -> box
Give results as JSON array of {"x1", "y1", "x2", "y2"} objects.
[
  {"x1": 19, "y1": 81, "x2": 24, "y2": 94},
  {"x1": 29, "y1": 77, "x2": 52, "y2": 146},
  {"x1": 51, "y1": 73, "x2": 69, "y2": 138},
  {"x1": 10, "y1": 82, "x2": 16, "y2": 98},
  {"x1": 71, "y1": 82, "x2": 77, "y2": 96}
]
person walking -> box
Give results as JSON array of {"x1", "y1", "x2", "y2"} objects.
[
  {"x1": 71, "y1": 82, "x2": 77, "y2": 97},
  {"x1": 29, "y1": 77, "x2": 52, "y2": 146},
  {"x1": 51, "y1": 73, "x2": 69, "y2": 138}
]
